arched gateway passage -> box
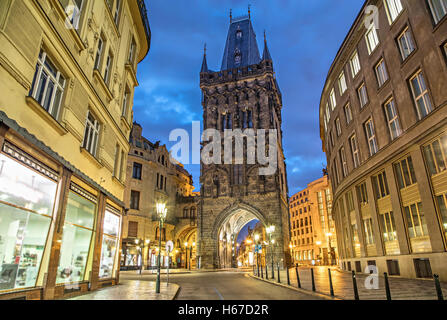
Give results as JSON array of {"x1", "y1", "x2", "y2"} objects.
[
  {"x1": 196, "y1": 201, "x2": 287, "y2": 270},
  {"x1": 216, "y1": 208, "x2": 261, "y2": 268}
]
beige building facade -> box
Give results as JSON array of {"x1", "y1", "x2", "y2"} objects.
[
  {"x1": 121, "y1": 123, "x2": 198, "y2": 270},
  {"x1": 320, "y1": 0, "x2": 447, "y2": 279},
  {"x1": 0, "y1": 0, "x2": 150, "y2": 299},
  {"x1": 289, "y1": 174, "x2": 337, "y2": 266}
]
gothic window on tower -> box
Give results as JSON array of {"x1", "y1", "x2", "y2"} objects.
[
  {"x1": 227, "y1": 113, "x2": 232, "y2": 129},
  {"x1": 234, "y1": 49, "x2": 242, "y2": 65},
  {"x1": 233, "y1": 164, "x2": 243, "y2": 185},
  {"x1": 247, "y1": 110, "x2": 253, "y2": 128},
  {"x1": 236, "y1": 29, "x2": 242, "y2": 39}
]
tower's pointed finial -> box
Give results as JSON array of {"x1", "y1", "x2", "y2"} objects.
[
  {"x1": 262, "y1": 30, "x2": 272, "y2": 62},
  {"x1": 248, "y1": 4, "x2": 251, "y2": 20},
  {"x1": 201, "y1": 43, "x2": 209, "y2": 73},
  {"x1": 230, "y1": 9, "x2": 232, "y2": 23}
]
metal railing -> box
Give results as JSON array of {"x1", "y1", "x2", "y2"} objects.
[{"x1": 137, "y1": 0, "x2": 151, "y2": 54}]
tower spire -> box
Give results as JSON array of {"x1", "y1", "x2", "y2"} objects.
[
  {"x1": 248, "y1": 4, "x2": 251, "y2": 20},
  {"x1": 262, "y1": 31, "x2": 272, "y2": 61},
  {"x1": 201, "y1": 43, "x2": 209, "y2": 73},
  {"x1": 230, "y1": 9, "x2": 232, "y2": 23}
]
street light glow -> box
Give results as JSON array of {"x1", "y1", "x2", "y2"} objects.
[{"x1": 254, "y1": 234, "x2": 260, "y2": 241}]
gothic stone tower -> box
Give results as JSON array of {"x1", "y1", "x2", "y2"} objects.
[{"x1": 198, "y1": 15, "x2": 290, "y2": 269}]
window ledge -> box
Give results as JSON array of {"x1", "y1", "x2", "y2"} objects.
[
  {"x1": 112, "y1": 175, "x2": 125, "y2": 187},
  {"x1": 80, "y1": 147, "x2": 103, "y2": 168},
  {"x1": 25, "y1": 96, "x2": 68, "y2": 136},
  {"x1": 125, "y1": 63, "x2": 139, "y2": 87},
  {"x1": 120, "y1": 115, "x2": 131, "y2": 131},
  {"x1": 93, "y1": 69, "x2": 113, "y2": 101}
]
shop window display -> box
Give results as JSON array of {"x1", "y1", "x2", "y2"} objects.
[
  {"x1": 56, "y1": 190, "x2": 96, "y2": 284},
  {"x1": 99, "y1": 210, "x2": 120, "y2": 278},
  {"x1": 0, "y1": 153, "x2": 56, "y2": 291}
]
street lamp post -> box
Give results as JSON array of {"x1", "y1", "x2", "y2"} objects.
[
  {"x1": 190, "y1": 242, "x2": 195, "y2": 270},
  {"x1": 184, "y1": 242, "x2": 188, "y2": 270},
  {"x1": 266, "y1": 225, "x2": 275, "y2": 279},
  {"x1": 254, "y1": 234, "x2": 260, "y2": 276},
  {"x1": 326, "y1": 232, "x2": 333, "y2": 265},
  {"x1": 155, "y1": 203, "x2": 167, "y2": 294}
]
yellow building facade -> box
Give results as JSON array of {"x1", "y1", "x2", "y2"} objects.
[
  {"x1": 0, "y1": 0, "x2": 150, "y2": 299},
  {"x1": 289, "y1": 174, "x2": 337, "y2": 266}
]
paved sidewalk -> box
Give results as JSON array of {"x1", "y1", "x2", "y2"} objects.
[
  {"x1": 68, "y1": 280, "x2": 179, "y2": 300},
  {"x1": 253, "y1": 266, "x2": 447, "y2": 300}
]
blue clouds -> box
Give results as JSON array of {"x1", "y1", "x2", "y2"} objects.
[{"x1": 135, "y1": 0, "x2": 363, "y2": 195}]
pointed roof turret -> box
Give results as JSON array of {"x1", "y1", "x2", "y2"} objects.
[
  {"x1": 262, "y1": 31, "x2": 272, "y2": 61},
  {"x1": 201, "y1": 43, "x2": 209, "y2": 73}
]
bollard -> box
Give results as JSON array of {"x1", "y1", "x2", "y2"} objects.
[
  {"x1": 257, "y1": 263, "x2": 260, "y2": 277},
  {"x1": 384, "y1": 272, "x2": 392, "y2": 301},
  {"x1": 328, "y1": 268, "x2": 334, "y2": 297},
  {"x1": 266, "y1": 264, "x2": 269, "y2": 280},
  {"x1": 295, "y1": 267, "x2": 301, "y2": 288},
  {"x1": 277, "y1": 263, "x2": 281, "y2": 283},
  {"x1": 352, "y1": 271, "x2": 360, "y2": 300},
  {"x1": 287, "y1": 267, "x2": 290, "y2": 285},
  {"x1": 253, "y1": 264, "x2": 255, "y2": 275},
  {"x1": 433, "y1": 274, "x2": 444, "y2": 301},
  {"x1": 261, "y1": 265, "x2": 264, "y2": 279},
  {"x1": 311, "y1": 268, "x2": 316, "y2": 292}
]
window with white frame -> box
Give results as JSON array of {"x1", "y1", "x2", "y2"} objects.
[
  {"x1": 384, "y1": 98, "x2": 402, "y2": 140},
  {"x1": 397, "y1": 27, "x2": 416, "y2": 60},
  {"x1": 94, "y1": 36, "x2": 104, "y2": 71},
  {"x1": 122, "y1": 87, "x2": 130, "y2": 117},
  {"x1": 365, "y1": 119, "x2": 378, "y2": 156},
  {"x1": 350, "y1": 50, "x2": 361, "y2": 78},
  {"x1": 333, "y1": 159, "x2": 340, "y2": 185},
  {"x1": 335, "y1": 117, "x2": 342, "y2": 137},
  {"x1": 409, "y1": 70, "x2": 433, "y2": 119},
  {"x1": 428, "y1": 0, "x2": 447, "y2": 24},
  {"x1": 29, "y1": 49, "x2": 66, "y2": 120},
  {"x1": 128, "y1": 38, "x2": 136, "y2": 65},
  {"x1": 339, "y1": 71, "x2": 347, "y2": 95},
  {"x1": 330, "y1": 88, "x2": 336, "y2": 110},
  {"x1": 344, "y1": 102, "x2": 353, "y2": 124},
  {"x1": 350, "y1": 134, "x2": 360, "y2": 168},
  {"x1": 365, "y1": 25, "x2": 379, "y2": 54},
  {"x1": 325, "y1": 103, "x2": 331, "y2": 121},
  {"x1": 82, "y1": 111, "x2": 100, "y2": 157},
  {"x1": 384, "y1": 0, "x2": 403, "y2": 23},
  {"x1": 104, "y1": 51, "x2": 113, "y2": 85},
  {"x1": 358, "y1": 82, "x2": 368, "y2": 108},
  {"x1": 444, "y1": 42, "x2": 447, "y2": 60},
  {"x1": 375, "y1": 59, "x2": 389, "y2": 87},
  {"x1": 64, "y1": 0, "x2": 84, "y2": 30},
  {"x1": 340, "y1": 147, "x2": 348, "y2": 177},
  {"x1": 423, "y1": 133, "x2": 447, "y2": 176},
  {"x1": 114, "y1": 0, "x2": 121, "y2": 25}
]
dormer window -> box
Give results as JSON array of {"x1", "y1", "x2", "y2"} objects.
[
  {"x1": 236, "y1": 29, "x2": 242, "y2": 39},
  {"x1": 234, "y1": 48, "x2": 242, "y2": 65}
]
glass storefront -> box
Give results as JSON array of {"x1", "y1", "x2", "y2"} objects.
[
  {"x1": 0, "y1": 153, "x2": 56, "y2": 291},
  {"x1": 99, "y1": 209, "x2": 120, "y2": 279},
  {"x1": 56, "y1": 189, "x2": 95, "y2": 284}
]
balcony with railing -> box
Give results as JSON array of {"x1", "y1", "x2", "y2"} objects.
[{"x1": 137, "y1": 0, "x2": 151, "y2": 55}]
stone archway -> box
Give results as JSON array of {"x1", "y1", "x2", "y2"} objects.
[{"x1": 197, "y1": 200, "x2": 286, "y2": 270}]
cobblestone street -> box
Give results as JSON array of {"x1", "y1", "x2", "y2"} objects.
[{"x1": 254, "y1": 266, "x2": 447, "y2": 300}]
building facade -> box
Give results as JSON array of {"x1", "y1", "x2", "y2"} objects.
[
  {"x1": 121, "y1": 123, "x2": 198, "y2": 271},
  {"x1": 198, "y1": 13, "x2": 290, "y2": 269},
  {"x1": 0, "y1": 0, "x2": 150, "y2": 299},
  {"x1": 289, "y1": 174, "x2": 337, "y2": 266},
  {"x1": 320, "y1": 0, "x2": 447, "y2": 279}
]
